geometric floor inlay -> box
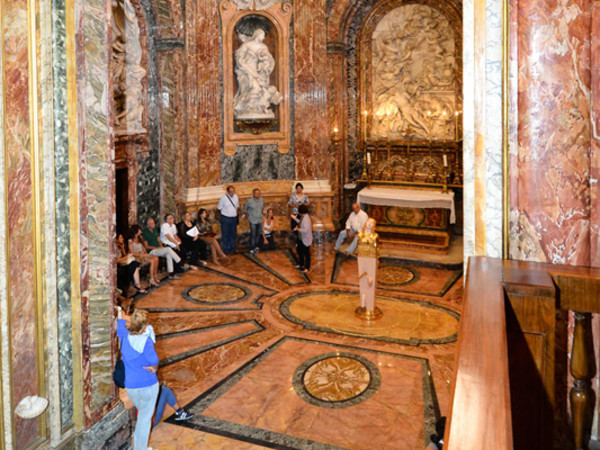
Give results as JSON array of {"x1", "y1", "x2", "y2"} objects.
[
  {"x1": 183, "y1": 282, "x2": 251, "y2": 305},
  {"x1": 280, "y1": 290, "x2": 460, "y2": 345},
  {"x1": 293, "y1": 352, "x2": 381, "y2": 408}
]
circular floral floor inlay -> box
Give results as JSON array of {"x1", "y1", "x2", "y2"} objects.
[
  {"x1": 304, "y1": 356, "x2": 370, "y2": 402},
  {"x1": 293, "y1": 352, "x2": 381, "y2": 408},
  {"x1": 183, "y1": 282, "x2": 251, "y2": 305},
  {"x1": 378, "y1": 266, "x2": 415, "y2": 286}
]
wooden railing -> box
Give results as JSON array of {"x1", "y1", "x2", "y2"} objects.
[{"x1": 446, "y1": 257, "x2": 600, "y2": 449}]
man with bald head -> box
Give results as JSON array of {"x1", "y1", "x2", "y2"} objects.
[{"x1": 334, "y1": 203, "x2": 368, "y2": 255}]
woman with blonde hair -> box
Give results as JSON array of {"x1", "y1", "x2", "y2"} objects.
[{"x1": 117, "y1": 308, "x2": 159, "y2": 449}]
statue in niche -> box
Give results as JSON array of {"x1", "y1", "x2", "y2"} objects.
[
  {"x1": 233, "y1": 17, "x2": 281, "y2": 120},
  {"x1": 232, "y1": 0, "x2": 279, "y2": 10},
  {"x1": 111, "y1": 0, "x2": 147, "y2": 135}
]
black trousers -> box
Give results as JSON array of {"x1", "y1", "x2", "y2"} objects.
[
  {"x1": 297, "y1": 241, "x2": 311, "y2": 270},
  {"x1": 180, "y1": 238, "x2": 207, "y2": 265}
]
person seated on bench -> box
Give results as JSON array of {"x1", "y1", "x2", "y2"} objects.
[
  {"x1": 116, "y1": 234, "x2": 147, "y2": 295},
  {"x1": 334, "y1": 202, "x2": 368, "y2": 255},
  {"x1": 142, "y1": 217, "x2": 182, "y2": 280},
  {"x1": 261, "y1": 208, "x2": 276, "y2": 251},
  {"x1": 128, "y1": 224, "x2": 160, "y2": 287},
  {"x1": 177, "y1": 211, "x2": 208, "y2": 268},
  {"x1": 197, "y1": 208, "x2": 227, "y2": 266}
]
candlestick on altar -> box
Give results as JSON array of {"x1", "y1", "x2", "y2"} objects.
[{"x1": 455, "y1": 110, "x2": 460, "y2": 142}]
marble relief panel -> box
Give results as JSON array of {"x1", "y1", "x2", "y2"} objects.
[
  {"x1": 2, "y1": 1, "x2": 40, "y2": 446},
  {"x1": 370, "y1": 5, "x2": 456, "y2": 140},
  {"x1": 112, "y1": 0, "x2": 147, "y2": 136}
]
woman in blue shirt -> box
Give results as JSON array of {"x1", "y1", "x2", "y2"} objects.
[{"x1": 117, "y1": 309, "x2": 159, "y2": 449}]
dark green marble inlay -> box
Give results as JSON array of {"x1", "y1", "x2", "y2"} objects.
[{"x1": 52, "y1": 0, "x2": 73, "y2": 430}]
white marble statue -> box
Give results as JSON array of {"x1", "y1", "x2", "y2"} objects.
[
  {"x1": 232, "y1": 0, "x2": 278, "y2": 10},
  {"x1": 233, "y1": 28, "x2": 282, "y2": 120}
]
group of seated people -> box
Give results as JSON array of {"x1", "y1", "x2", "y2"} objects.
[{"x1": 116, "y1": 210, "x2": 231, "y2": 294}]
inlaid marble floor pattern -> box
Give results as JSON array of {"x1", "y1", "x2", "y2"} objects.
[{"x1": 134, "y1": 242, "x2": 463, "y2": 449}]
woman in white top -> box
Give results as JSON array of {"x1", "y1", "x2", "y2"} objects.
[
  {"x1": 288, "y1": 183, "x2": 310, "y2": 230},
  {"x1": 261, "y1": 208, "x2": 276, "y2": 250},
  {"x1": 291, "y1": 204, "x2": 312, "y2": 272}
]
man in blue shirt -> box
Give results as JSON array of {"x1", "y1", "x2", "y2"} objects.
[{"x1": 243, "y1": 188, "x2": 264, "y2": 254}]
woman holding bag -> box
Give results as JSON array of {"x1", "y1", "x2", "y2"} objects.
[{"x1": 117, "y1": 309, "x2": 159, "y2": 449}]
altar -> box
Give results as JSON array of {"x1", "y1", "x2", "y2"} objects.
[{"x1": 357, "y1": 186, "x2": 456, "y2": 251}]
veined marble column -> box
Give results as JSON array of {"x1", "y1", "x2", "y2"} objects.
[{"x1": 508, "y1": 0, "x2": 592, "y2": 265}]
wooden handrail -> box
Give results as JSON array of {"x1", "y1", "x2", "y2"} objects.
[
  {"x1": 446, "y1": 257, "x2": 600, "y2": 449},
  {"x1": 445, "y1": 257, "x2": 513, "y2": 449}
]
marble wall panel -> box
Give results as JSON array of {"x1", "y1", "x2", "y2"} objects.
[
  {"x1": 77, "y1": 0, "x2": 118, "y2": 423},
  {"x1": 136, "y1": 0, "x2": 161, "y2": 222},
  {"x1": 222, "y1": 144, "x2": 295, "y2": 183},
  {"x1": 590, "y1": 0, "x2": 600, "y2": 267},
  {"x1": 2, "y1": 1, "x2": 40, "y2": 446},
  {"x1": 294, "y1": 0, "x2": 330, "y2": 180},
  {"x1": 159, "y1": 51, "x2": 183, "y2": 216},
  {"x1": 151, "y1": 0, "x2": 183, "y2": 39},
  {"x1": 509, "y1": 0, "x2": 591, "y2": 265},
  {"x1": 192, "y1": 1, "x2": 222, "y2": 187},
  {"x1": 51, "y1": 0, "x2": 75, "y2": 432}
]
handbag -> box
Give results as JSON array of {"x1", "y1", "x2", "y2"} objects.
[{"x1": 113, "y1": 340, "x2": 126, "y2": 388}]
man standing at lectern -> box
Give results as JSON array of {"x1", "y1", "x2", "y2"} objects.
[{"x1": 334, "y1": 202, "x2": 369, "y2": 255}]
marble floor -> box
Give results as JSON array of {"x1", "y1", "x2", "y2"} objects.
[{"x1": 130, "y1": 240, "x2": 463, "y2": 449}]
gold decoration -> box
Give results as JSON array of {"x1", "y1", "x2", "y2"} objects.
[
  {"x1": 303, "y1": 357, "x2": 370, "y2": 401},
  {"x1": 378, "y1": 266, "x2": 414, "y2": 285},
  {"x1": 188, "y1": 285, "x2": 246, "y2": 303},
  {"x1": 357, "y1": 231, "x2": 378, "y2": 258}
]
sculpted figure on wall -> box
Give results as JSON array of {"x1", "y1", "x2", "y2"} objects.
[
  {"x1": 371, "y1": 5, "x2": 456, "y2": 140},
  {"x1": 111, "y1": 0, "x2": 147, "y2": 135},
  {"x1": 233, "y1": 0, "x2": 279, "y2": 10},
  {"x1": 233, "y1": 17, "x2": 282, "y2": 120}
]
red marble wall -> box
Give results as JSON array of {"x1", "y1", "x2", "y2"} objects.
[
  {"x1": 2, "y1": 1, "x2": 41, "y2": 446},
  {"x1": 293, "y1": 0, "x2": 330, "y2": 179},
  {"x1": 187, "y1": 1, "x2": 222, "y2": 187},
  {"x1": 509, "y1": 0, "x2": 592, "y2": 266}
]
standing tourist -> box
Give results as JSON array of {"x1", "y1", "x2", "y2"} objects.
[
  {"x1": 117, "y1": 309, "x2": 159, "y2": 449},
  {"x1": 291, "y1": 204, "x2": 313, "y2": 272},
  {"x1": 243, "y1": 188, "x2": 264, "y2": 254},
  {"x1": 288, "y1": 183, "x2": 310, "y2": 231},
  {"x1": 217, "y1": 185, "x2": 240, "y2": 254}
]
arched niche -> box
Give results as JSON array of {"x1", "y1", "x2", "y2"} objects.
[
  {"x1": 358, "y1": 0, "x2": 462, "y2": 143},
  {"x1": 220, "y1": 0, "x2": 292, "y2": 156}
]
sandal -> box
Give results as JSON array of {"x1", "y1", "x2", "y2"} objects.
[
  {"x1": 150, "y1": 279, "x2": 159, "y2": 287},
  {"x1": 134, "y1": 285, "x2": 148, "y2": 295}
]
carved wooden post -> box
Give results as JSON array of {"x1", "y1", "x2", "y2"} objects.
[{"x1": 570, "y1": 312, "x2": 588, "y2": 449}]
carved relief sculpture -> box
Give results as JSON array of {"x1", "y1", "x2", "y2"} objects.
[
  {"x1": 233, "y1": 23, "x2": 282, "y2": 119},
  {"x1": 370, "y1": 5, "x2": 456, "y2": 140},
  {"x1": 111, "y1": 0, "x2": 147, "y2": 136},
  {"x1": 233, "y1": 0, "x2": 279, "y2": 10}
]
